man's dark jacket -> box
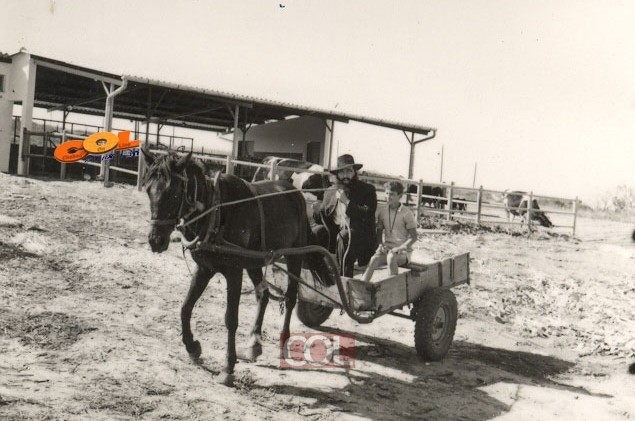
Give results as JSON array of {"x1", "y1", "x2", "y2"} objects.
[{"x1": 313, "y1": 178, "x2": 377, "y2": 252}]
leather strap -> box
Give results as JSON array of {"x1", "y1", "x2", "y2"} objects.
[
  {"x1": 203, "y1": 172, "x2": 223, "y2": 244},
  {"x1": 241, "y1": 178, "x2": 267, "y2": 252}
]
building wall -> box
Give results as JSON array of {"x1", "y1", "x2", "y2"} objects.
[
  {"x1": 242, "y1": 115, "x2": 326, "y2": 164},
  {"x1": 0, "y1": 52, "x2": 36, "y2": 174},
  {"x1": 0, "y1": 60, "x2": 13, "y2": 172}
]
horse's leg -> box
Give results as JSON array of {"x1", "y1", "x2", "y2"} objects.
[
  {"x1": 281, "y1": 255, "x2": 302, "y2": 336},
  {"x1": 181, "y1": 266, "x2": 214, "y2": 360},
  {"x1": 237, "y1": 268, "x2": 268, "y2": 361},
  {"x1": 217, "y1": 266, "x2": 242, "y2": 386}
]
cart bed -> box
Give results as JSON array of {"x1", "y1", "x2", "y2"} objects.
[{"x1": 298, "y1": 252, "x2": 470, "y2": 312}]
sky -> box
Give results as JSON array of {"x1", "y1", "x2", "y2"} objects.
[{"x1": 2, "y1": 0, "x2": 635, "y2": 205}]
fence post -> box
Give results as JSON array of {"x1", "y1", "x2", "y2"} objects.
[
  {"x1": 225, "y1": 155, "x2": 232, "y2": 174},
  {"x1": 527, "y1": 191, "x2": 534, "y2": 233},
  {"x1": 60, "y1": 130, "x2": 66, "y2": 180},
  {"x1": 446, "y1": 182, "x2": 455, "y2": 221},
  {"x1": 136, "y1": 140, "x2": 146, "y2": 191},
  {"x1": 572, "y1": 197, "x2": 578, "y2": 237},
  {"x1": 416, "y1": 179, "x2": 423, "y2": 223},
  {"x1": 476, "y1": 185, "x2": 483, "y2": 226},
  {"x1": 269, "y1": 159, "x2": 277, "y2": 180}
]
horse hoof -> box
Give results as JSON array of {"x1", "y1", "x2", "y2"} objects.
[
  {"x1": 216, "y1": 372, "x2": 235, "y2": 387},
  {"x1": 187, "y1": 340, "x2": 202, "y2": 360},
  {"x1": 237, "y1": 343, "x2": 263, "y2": 362}
]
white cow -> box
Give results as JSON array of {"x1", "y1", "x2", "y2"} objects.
[
  {"x1": 254, "y1": 157, "x2": 331, "y2": 216},
  {"x1": 503, "y1": 190, "x2": 553, "y2": 228}
]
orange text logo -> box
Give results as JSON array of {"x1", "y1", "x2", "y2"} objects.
[{"x1": 54, "y1": 131, "x2": 140, "y2": 163}]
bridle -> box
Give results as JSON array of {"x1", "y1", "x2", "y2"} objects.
[
  {"x1": 148, "y1": 171, "x2": 190, "y2": 228},
  {"x1": 148, "y1": 160, "x2": 330, "y2": 250}
]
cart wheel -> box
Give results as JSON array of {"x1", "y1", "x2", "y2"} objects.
[
  {"x1": 296, "y1": 300, "x2": 333, "y2": 328},
  {"x1": 414, "y1": 288, "x2": 458, "y2": 361}
]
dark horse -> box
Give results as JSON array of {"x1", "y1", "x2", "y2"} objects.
[{"x1": 142, "y1": 149, "x2": 315, "y2": 385}]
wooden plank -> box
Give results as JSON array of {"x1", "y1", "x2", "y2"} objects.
[
  {"x1": 373, "y1": 272, "x2": 409, "y2": 312},
  {"x1": 346, "y1": 277, "x2": 375, "y2": 311},
  {"x1": 440, "y1": 258, "x2": 453, "y2": 287},
  {"x1": 407, "y1": 263, "x2": 441, "y2": 295},
  {"x1": 296, "y1": 269, "x2": 343, "y2": 308},
  {"x1": 296, "y1": 253, "x2": 470, "y2": 311},
  {"x1": 452, "y1": 253, "x2": 470, "y2": 285},
  {"x1": 297, "y1": 282, "x2": 342, "y2": 308}
]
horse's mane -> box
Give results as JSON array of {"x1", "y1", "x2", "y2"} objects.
[
  {"x1": 143, "y1": 153, "x2": 173, "y2": 186},
  {"x1": 143, "y1": 152, "x2": 207, "y2": 186}
]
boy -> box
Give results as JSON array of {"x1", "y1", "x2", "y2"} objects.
[{"x1": 361, "y1": 181, "x2": 418, "y2": 282}]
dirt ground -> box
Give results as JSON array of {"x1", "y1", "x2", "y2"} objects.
[{"x1": 1, "y1": 173, "x2": 634, "y2": 420}]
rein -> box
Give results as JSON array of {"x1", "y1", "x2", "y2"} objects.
[
  {"x1": 147, "y1": 155, "x2": 331, "y2": 251},
  {"x1": 170, "y1": 172, "x2": 329, "y2": 251},
  {"x1": 179, "y1": 187, "x2": 330, "y2": 230}
]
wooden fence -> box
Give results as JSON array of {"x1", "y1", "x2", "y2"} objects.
[
  {"x1": 355, "y1": 174, "x2": 578, "y2": 236},
  {"x1": 20, "y1": 141, "x2": 579, "y2": 236},
  {"x1": 146, "y1": 151, "x2": 580, "y2": 236}
]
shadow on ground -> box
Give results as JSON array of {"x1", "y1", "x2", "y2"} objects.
[{"x1": 226, "y1": 327, "x2": 605, "y2": 421}]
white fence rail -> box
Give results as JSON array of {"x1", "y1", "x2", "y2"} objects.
[
  {"x1": 150, "y1": 151, "x2": 579, "y2": 236},
  {"x1": 359, "y1": 177, "x2": 578, "y2": 236},
  {"x1": 29, "y1": 144, "x2": 578, "y2": 236}
]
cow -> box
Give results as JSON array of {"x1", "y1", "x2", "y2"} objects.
[
  {"x1": 408, "y1": 184, "x2": 446, "y2": 209},
  {"x1": 299, "y1": 172, "x2": 331, "y2": 201},
  {"x1": 503, "y1": 190, "x2": 553, "y2": 228},
  {"x1": 452, "y1": 198, "x2": 468, "y2": 212},
  {"x1": 253, "y1": 156, "x2": 331, "y2": 202}
]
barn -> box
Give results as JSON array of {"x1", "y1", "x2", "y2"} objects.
[{"x1": 0, "y1": 50, "x2": 436, "y2": 184}]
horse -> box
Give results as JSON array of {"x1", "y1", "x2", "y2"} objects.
[{"x1": 142, "y1": 148, "x2": 320, "y2": 386}]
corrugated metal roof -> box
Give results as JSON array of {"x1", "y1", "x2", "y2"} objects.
[
  {"x1": 125, "y1": 74, "x2": 436, "y2": 135},
  {"x1": 11, "y1": 51, "x2": 436, "y2": 135}
]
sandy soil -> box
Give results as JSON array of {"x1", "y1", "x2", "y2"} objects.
[{"x1": 1, "y1": 173, "x2": 634, "y2": 420}]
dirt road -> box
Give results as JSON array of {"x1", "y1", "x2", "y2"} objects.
[{"x1": 1, "y1": 174, "x2": 633, "y2": 420}]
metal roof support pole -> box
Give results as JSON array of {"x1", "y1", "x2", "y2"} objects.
[
  {"x1": 404, "y1": 129, "x2": 437, "y2": 180},
  {"x1": 97, "y1": 78, "x2": 127, "y2": 186},
  {"x1": 15, "y1": 54, "x2": 36, "y2": 176},
  {"x1": 156, "y1": 123, "x2": 163, "y2": 148},
  {"x1": 136, "y1": 120, "x2": 145, "y2": 191},
  {"x1": 228, "y1": 104, "x2": 240, "y2": 174},
  {"x1": 407, "y1": 132, "x2": 415, "y2": 179},
  {"x1": 322, "y1": 119, "x2": 335, "y2": 170},
  {"x1": 137, "y1": 105, "x2": 152, "y2": 191}
]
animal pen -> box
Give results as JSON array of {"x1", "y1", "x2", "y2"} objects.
[
  {"x1": 16, "y1": 134, "x2": 580, "y2": 236},
  {"x1": 151, "y1": 150, "x2": 579, "y2": 236}
]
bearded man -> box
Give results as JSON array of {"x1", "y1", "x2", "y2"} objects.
[{"x1": 312, "y1": 154, "x2": 377, "y2": 277}]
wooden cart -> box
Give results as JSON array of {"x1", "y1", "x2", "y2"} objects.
[
  {"x1": 200, "y1": 243, "x2": 469, "y2": 361},
  {"x1": 291, "y1": 252, "x2": 470, "y2": 361}
]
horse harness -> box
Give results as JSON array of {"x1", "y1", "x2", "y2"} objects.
[
  {"x1": 149, "y1": 165, "x2": 353, "y2": 311},
  {"x1": 173, "y1": 171, "x2": 271, "y2": 253},
  {"x1": 148, "y1": 171, "x2": 192, "y2": 228}
]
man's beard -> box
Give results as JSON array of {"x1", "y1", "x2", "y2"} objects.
[{"x1": 337, "y1": 174, "x2": 356, "y2": 187}]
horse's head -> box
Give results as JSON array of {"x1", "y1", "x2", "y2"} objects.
[{"x1": 142, "y1": 147, "x2": 192, "y2": 252}]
